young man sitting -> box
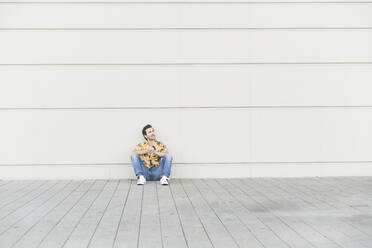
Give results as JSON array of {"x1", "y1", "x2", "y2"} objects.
[{"x1": 130, "y1": 124, "x2": 173, "y2": 185}]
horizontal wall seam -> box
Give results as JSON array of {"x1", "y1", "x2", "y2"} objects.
[
  {"x1": 1, "y1": 62, "x2": 372, "y2": 66},
  {"x1": 1, "y1": 161, "x2": 372, "y2": 166},
  {"x1": 2, "y1": 27, "x2": 372, "y2": 30},
  {"x1": 1, "y1": 106, "x2": 372, "y2": 110},
  {"x1": 1, "y1": 1, "x2": 372, "y2": 4}
]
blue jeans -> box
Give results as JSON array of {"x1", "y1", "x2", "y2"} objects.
[{"x1": 130, "y1": 154, "x2": 173, "y2": 181}]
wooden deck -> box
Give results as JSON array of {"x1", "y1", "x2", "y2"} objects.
[{"x1": 0, "y1": 177, "x2": 371, "y2": 248}]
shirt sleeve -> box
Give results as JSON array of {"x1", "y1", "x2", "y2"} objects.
[
  {"x1": 135, "y1": 143, "x2": 143, "y2": 151},
  {"x1": 160, "y1": 143, "x2": 168, "y2": 153}
]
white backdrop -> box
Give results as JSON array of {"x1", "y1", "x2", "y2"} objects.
[{"x1": 1, "y1": 0, "x2": 372, "y2": 179}]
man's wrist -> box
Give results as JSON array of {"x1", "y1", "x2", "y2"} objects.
[{"x1": 157, "y1": 152, "x2": 165, "y2": 157}]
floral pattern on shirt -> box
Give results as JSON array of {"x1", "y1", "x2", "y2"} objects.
[{"x1": 135, "y1": 140, "x2": 168, "y2": 169}]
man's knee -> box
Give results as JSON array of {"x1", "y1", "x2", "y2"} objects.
[
  {"x1": 131, "y1": 153, "x2": 140, "y2": 161},
  {"x1": 163, "y1": 154, "x2": 173, "y2": 162}
]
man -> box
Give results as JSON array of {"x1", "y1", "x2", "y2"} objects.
[{"x1": 131, "y1": 124, "x2": 173, "y2": 185}]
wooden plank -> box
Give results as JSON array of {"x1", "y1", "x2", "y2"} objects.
[
  {"x1": 227, "y1": 178, "x2": 329, "y2": 247},
  {"x1": 250, "y1": 178, "x2": 342, "y2": 248},
  {"x1": 214, "y1": 178, "x2": 291, "y2": 248},
  {"x1": 317, "y1": 177, "x2": 372, "y2": 208},
  {"x1": 12, "y1": 180, "x2": 95, "y2": 248},
  {"x1": 302, "y1": 178, "x2": 372, "y2": 246},
  {"x1": 287, "y1": 177, "x2": 372, "y2": 244},
  {"x1": 333, "y1": 177, "x2": 372, "y2": 214},
  {"x1": 254, "y1": 178, "x2": 317, "y2": 212},
  {"x1": 236, "y1": 178, "x2": 369, "y2": 248},
  {"x1": 113, "y1": 180, "x2": 143, "y2": 248},
  {"x1": 0, "y1": 181, "x2": 65, "y2": 231},
  {"x1": 0, "y1": 181, "x2": 34, "y2": 195},
  {"x1": 289, "y1": 178, "x2": 346, "y2": 209},
  {"x1": 168, "y1": 179, "x2": 213, "y2": 248},
  {"x1": 193, "y1": 179, "x2": 263, "y2": 248},
  {"x1": 137, "y1": 181, "x2": 162, "y2": 248},
  {"x1": 275, "y1": 178, "x2": 333, "y2": 210},
  {"x1": 0, "y1": 181, "x2": 46, "y2": 209},
  {"x1": 179, "y1": 179, "x2": 239, "y2": 248},
  {"x1": 302, "y1": 216, "x2": 370, "y2": 248},
  {"x1": 293, "y1": 178, "x2": 365, "y2": 211},
  {"x1": 37, "y1": 180, "x2": 107, "y2": 248},
  {"x1": 62, "y1": 180, "x2": 118, "y2": 248},
  {"x1": 205, "y1": 178, "x2": 292, "y2": 248},
  {"x1": 0, "y1": 181, "x2": 21, "y2": 193},
  {"x1": 0, "y1": 178, "x2": 369, "y2": 248},
  {"x1": 0, "y1": 181, "x2": 13, "y2": 188},
  {"x1": 263, "y1": 178, "x2": 320, "y2": 211},
  {"x1": 0, "y1": 181, "x2": 57, "y2": 220},
  {"x1": 88, "y1": 180, "x2": 131, "y2": 248},
  {"x1": 156, "y1": 181, "x2": 188, "y2": 248},
  {"x1": 0, "y1": 180, "x2": 78, "y2": 247}
]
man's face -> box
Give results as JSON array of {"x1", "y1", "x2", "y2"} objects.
[{"x1": 145, "y1": 127, "x2": 156, "y2": 141}]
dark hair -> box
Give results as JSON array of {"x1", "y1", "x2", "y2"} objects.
[{"x1": 142, "y1": 124, "x2": 152, "y2": 140}]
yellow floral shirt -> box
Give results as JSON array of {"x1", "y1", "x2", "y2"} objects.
[{"x1": 135, "y1": 140, "x2": 168, "y2": 169}]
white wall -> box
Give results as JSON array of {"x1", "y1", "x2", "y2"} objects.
[{"x1": 1, "y1": 0, "x2": 372, "y2": 179}]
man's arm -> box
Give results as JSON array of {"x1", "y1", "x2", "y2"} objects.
[
  {"x1": 133, "y1": 144, "x2": 168, "y2": 157},
  {"x1": 133, "y1": 149, "x2": 146, "y2": 155},
  {"x1": 136, "y1": 148, "x2": 167, "y2": 157},
  {"x1": 154, "y1": 150, "x2": 168, "y2": 157},
  {"x1": 133, "y1": 147, "x2": 152, "y2": 155},
  {"x1": 154, "y1": 143, "x2": 169, "y2": 157}
]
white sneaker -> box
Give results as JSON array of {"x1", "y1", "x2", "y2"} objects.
[
  {"x1": 137, "y1": 175, "x2": 146, "y2": 185},
  {"x1": 160, "y1": 176, "x2": 169, "y2": 185}
]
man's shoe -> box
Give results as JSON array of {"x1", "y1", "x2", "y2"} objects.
[
  {"x1": 137, "y1": 175, "x2": 146, "y2": 185},
  {"x1": 160, "y1": 176, "x2": 169, "y2": 185}
]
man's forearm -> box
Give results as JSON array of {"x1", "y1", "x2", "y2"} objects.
[
  {"x1": 134, "y1": 149, "x2": 167, "y2": 157},
  {"x1": 156, "y1": 152, "x2": 168, "y2": 157},
  {"x1": 134, "y1": 149, "x2": 147, "y2": 155}
]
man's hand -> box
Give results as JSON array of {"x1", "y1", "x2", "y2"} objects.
[
  {"x1": 146, "y1": 147, "x2": 155, "y2": 154},
  {"x1": 134, "y1": 147, "x2": 154, "y2": 155},
  {"x1": 147, "y1": 147, "x2": 166, "y2": 157},
  {"x1": 136, "y1": 146, "x2": 166, "y2": 157}
]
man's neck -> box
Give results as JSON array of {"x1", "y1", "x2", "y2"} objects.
[{"x1": 147, "y1": 140, "x2": 156, "y2": 146}]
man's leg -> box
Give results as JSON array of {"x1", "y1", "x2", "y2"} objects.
[
  {"x1": 151, "y1": 154, "x2": 173, "y2": 181},
  {"x1": 130, "y1": 154, "x2": 149, "y2": 180}
]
